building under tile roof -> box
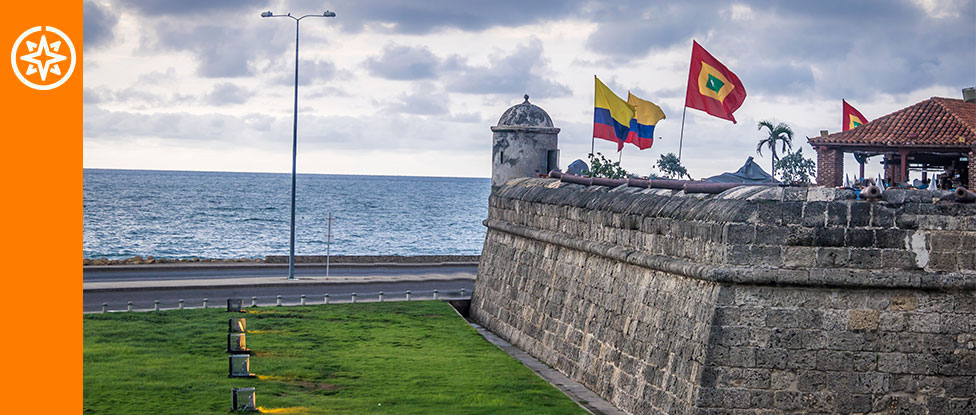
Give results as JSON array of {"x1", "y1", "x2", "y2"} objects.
[
  {"x1": 809, "y1": 97, "x2": 975, "y2": 148},
  {"x1": 808, "y1": 92, "x2": 975, "y2": 189}
]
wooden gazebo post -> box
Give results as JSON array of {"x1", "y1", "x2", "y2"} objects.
[{"x1": 899, "y1": 150, "x2": 909, "y2": 184}]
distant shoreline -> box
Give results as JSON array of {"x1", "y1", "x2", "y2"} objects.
[{"x1": 83, "y1": 254, "x2": 481, "y2": 266}]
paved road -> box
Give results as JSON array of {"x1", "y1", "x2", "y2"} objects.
[
  {"x1": 83, "y1": 263, "x2": 478, "y2": 313},
  {"x1": 84, "y1": 279, "x2": 474, "y2": 312}
]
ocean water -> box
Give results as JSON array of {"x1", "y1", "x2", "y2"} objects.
[{"x1": 83, "y1": 169, "x2": 491, "y2": 259}]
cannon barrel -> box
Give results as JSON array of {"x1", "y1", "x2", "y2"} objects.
[
  {"x1": 683, "y1": 182, "x2": 741, "y2": 194},
  {"x1": 862, "y1": 185, "x2": 883, "y2": 199},
  {"x1": 648, "y1": 179, "x2": 689, "y2": 190},
  {"x1": 627, "y1": 178, "x2": 650, "y2": 188},
  {"x1": 591, "y1": 177, "x2": 628, "y2": 187},
  {"x1": 559, "y1": 173, "x2": 592, "y2": 186},
  {"x1": 955, "y1": 187, "x2": 976, "y2": 203},
  {"x1": 548, "y1": 170, "x2": 563, "y2": 179}
]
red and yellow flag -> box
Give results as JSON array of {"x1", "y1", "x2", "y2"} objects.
[
  {"x1": 842, "y1": 100, "x2": 868, "y2": 131},
  {"x1": 685, "y1": 40, "x2": 746, "y2": 123}
]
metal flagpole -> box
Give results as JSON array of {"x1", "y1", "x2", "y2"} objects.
[
  {"x1": 678, "y1": 106, "x2": 688, "y2": 162},
  {"x1": 678, "y1": 41, "x2": 691, "y2": 162}
]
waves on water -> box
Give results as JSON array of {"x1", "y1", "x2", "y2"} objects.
[{"x1": 83, "y1": 169, "x2": 490, "y2": 259}]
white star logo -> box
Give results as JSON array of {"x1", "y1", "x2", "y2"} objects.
[
  {"x1": 10, "y1": 26, "x2": 76, "y2": 90},
  {"x1": 19, "y1": 35, "x2": 67, "y2": 82}
]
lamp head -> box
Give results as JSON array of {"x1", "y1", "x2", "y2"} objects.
[
  {"x1": 261, "y1": 11, "x2": 273, "y2": 17},
  {"x1": 323, "y1": 10, "x2": 336, "y2": 17}
]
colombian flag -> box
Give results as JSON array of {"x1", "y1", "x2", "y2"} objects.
[
  {"x1": 593, "y1": 76, "x2": 634, "y2": 151},
  {"x1": 626, "y1": 92, "x2": 665, "y2": 150},
  {"x1": 842, "y1": 100, "x2": 868, "y2": 131},
  {"x1": 685, "y1": 40, "x2": 746, "y2": 123}
]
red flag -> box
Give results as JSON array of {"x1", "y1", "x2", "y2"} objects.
[
  {"x1": 685, "y1": 41, "x2": 747, "y2": 123},
  {"x1": 842, "y1": 100, "x2": 868, "y2": 131}
]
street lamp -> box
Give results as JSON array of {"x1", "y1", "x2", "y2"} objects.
[{"x1": 261, "y1": 9, "x2": 336, "y2": 280}]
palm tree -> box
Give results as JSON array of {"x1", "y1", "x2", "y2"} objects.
[{"x1": 756, "y1": 121, "x2": 794, "y2": 176}]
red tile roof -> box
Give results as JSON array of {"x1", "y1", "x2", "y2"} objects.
[{"x1": 808, "y1": 97, "x2": 976, "y2": 148}]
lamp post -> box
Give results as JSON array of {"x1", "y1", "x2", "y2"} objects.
[{"x1": 261, "y1": 10, "x2": 336, "y2": 280}]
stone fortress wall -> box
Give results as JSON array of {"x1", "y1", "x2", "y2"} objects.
[{"x1": 470, "y1": 178, "x2": 975, "y2": 415}]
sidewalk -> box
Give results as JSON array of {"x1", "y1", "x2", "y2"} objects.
[{"x1": 84, "y1": 261, "x2": 478, "y2": 292}]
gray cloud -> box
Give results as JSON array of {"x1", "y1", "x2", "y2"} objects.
[
  {"x1": 359, "y1": 39, "x2": 570, "y2": 98},
  {"x1": 84, "y1": 106, "x2": 486, "y2": 152},
  {"x1": 112, "y1": 0, "x2": 265, "y2": 16},
  {"x1": 134, "y1": 68, "x2": 180, "y2": 86},
  {"x1": 448, "y1": 112, "x2": 484, "y2": 123},
  {"x1": 446, "y1": 39, "x2": 571, "y2": 98},
  {"x1": 83, "y1": 1, "x2": 120, "y2": 49},
  {"x1": 269, "y1": 59, "x2": 340, "y2": 86},
  {"x1": 136, "y1": 12, "x2": 303, "y2": 79},
  {"x1": 206, "y1": 83, "x2": 253, "y2": 105},
  {"x1": 152, "y1": 25, "x2": 256, "y2": 77},
  {"x1": 84, "y1": 88, "x2": 109, "y2": 104},
  {"x1": 84, "y1": 107, "x2": 254, "y2": 143},
  {"x1": 584, "y1": 3, "x2": 717, "y2": 58},
  {"x1": 364, "y1": 44, "x2": 440, "y2": 80},
  {"x1": 283, "y1": 0, "x2": 587, "y2": 34},
  {"x1": 383, "y1": 83, "x2": 449, "y2": 115},
  {"x1": 738, "y1": 62, "x2": 815, "y2": 95}
]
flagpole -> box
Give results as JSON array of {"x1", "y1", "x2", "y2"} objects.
[
  {"x1": 591, "y1": 136, "x2": 595, "y2": 156},
  {"x1": 678, "y1": 106, "x2": 687, "y2": 161}
]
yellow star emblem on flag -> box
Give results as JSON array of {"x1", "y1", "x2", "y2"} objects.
[{"x1": 697, "y1": 62, "x2": 735, "y2": 103}]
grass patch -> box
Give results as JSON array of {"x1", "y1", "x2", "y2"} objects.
[{"x1": 84, "y1": 301, "x2": 586, "y2": 414}]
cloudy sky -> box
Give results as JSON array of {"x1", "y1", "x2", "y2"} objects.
[{"x1": 83, "y1": 0, "x2": 976, "y2": 179}]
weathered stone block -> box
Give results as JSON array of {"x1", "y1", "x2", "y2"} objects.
[
  {"x1": 801, "y1": 202, "x2": 827, "y2": 227},
  {"x1": 928, "y1": 252, "x2": 959, "y2": 271},
  {"x1": 882, "y1": 249, "x2": 917, "y2": 269},
  {"x1": 845, "y1": 229, "x2": 875, "y2": 247},
  {"x1": 772, "y1": 391, "x2": 803, "y2": 411},
  {"x1": 726, "y1": 223, "x2": 756, "y2": 244},
  {"x1": 826, "y1": 202, "x2": 850, "y2": 226},
  {"x1": 816, "y1": 247, "x2": 848, "y2": 267},
  {"x1": 849, "y1": 202, "x2": 872, "y2": 227},
  {"x1": 849, "y1": 309, "x2": 880, "y2": 331},
  {"x1": 814, "y1": 227, "x2": 845, "y2": 247},
  {"x1": 872, "y1": 204, "x2": 896, "y2": 227},
  {"x1": 755, "y1": 225, "x2": 786, "y2": 246},
  {"x1": 782, "y1": 246, "x2": 817, "y2": 268}
]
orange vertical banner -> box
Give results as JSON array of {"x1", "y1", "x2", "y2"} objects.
[{"x1": 0, "y1": 0, "x2": 81, "y2": 412}]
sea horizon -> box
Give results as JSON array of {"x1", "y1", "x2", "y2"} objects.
[{"x1": 83, "y1": 167, "x2": 490, "y2": 180}]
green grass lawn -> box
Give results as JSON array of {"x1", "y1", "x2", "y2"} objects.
[{"x1": 84, "y1": 301, "x2": 587, "y2": 415}]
